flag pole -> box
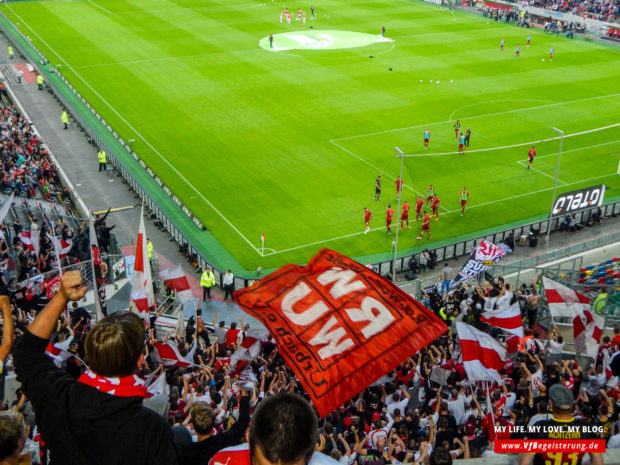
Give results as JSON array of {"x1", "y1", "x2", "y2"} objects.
[{"x1": 392, "y1": 146, "x2": 404, "y2": 280}]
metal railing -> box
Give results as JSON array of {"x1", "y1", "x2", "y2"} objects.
[
  {"x1": 1, "y1": 12, "x2": 618, "y2": 292},
  {"x1": 374, "y1": 202, "x2": 620, "y2": 280}
]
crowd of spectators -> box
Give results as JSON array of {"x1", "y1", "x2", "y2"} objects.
[
  {"x1": 518, "y1": 0, "x2": 617, "y2": 22},
  {"x1": 1, "y1": 264, "x2": 619, "y2": 464}
]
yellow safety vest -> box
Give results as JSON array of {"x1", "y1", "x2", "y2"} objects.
[
  {"x1": 201, "y1": 270, "x2": 215, "y2": 287},
  {"x1": 61, "y1": 111, "x2": 69, "y2": 123},
  {"x1": 37, "y1": 75, "x2": 44, "y2": 85},
  {"x1": 147, "y1": 241, "x2": 153, "y2": 259},
  {"x1": 593, "y1": 293, "x2": 607, "y2": 315},
  {"x1": 98, "y1": 150, "x2": 106, "y2": 163}
]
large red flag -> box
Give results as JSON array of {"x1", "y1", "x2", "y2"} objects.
[{"x1": 233, "y1": 249, "x2": 447, "y2": 417}]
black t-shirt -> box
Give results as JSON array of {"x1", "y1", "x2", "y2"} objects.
[{"x1": 529, "y1": 417, "x2": 598, "y2": 465}]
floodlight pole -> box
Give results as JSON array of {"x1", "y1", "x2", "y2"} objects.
[
  {"x1": 545, "y1": 127, "x2": 564, "y2": 246},
  {"x1": 392, "y1": 146, "x2": 404, "y2": 279}
]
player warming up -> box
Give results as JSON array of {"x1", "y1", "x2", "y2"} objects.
[
  {"x1": 395, "y1": 176, "x2": 403, "y2": 200},
  {"x1": 459, "y1": 187, "x2": 470, "y2": 216},
  {"x1": 363, "y1": 207, "x2": 372, "y2": 234},
  {"x1": 458, "y1": 133, "x2": 465, "y2": 153},
  {"x1": 549, "y1": 46, "x2": 555, "y2": 60},
  {"x1": 386, "y1": 205, "x2": 394, "y2": 235},
  {"x1": 453, "y1": 120, "x2": 460, "y2": 139},
  {"x1": 374, "y1": 174, "x2": 382, "y2": 201},
  {"x1": 426, "y1": 184, "x2": 435, "y2": 206},
  {"x1": 527, "y1": 34, "x2": 531, "y2": 47},
  {"x1": 431, "y1": 194, "x2": 441, "y2": 221},
  {"x1": 515, "y1": 44, "x2": 520, "y2": 59},
  {"x1": 415, "y1": 196, "x2": 424, "y2": 221},
  {"x1": 500, "y1": 38, "x2": 505, "y2": 51},
  {"x1": 424, "y1": 128, "x2": 430, "y2": 148},
  {"x1": 401, "y1": 200, "x2": 410, "y2": 230},
  {"x1": 527, "y1": 145, "x2": 536, "y2": 169},
  {"x1": 417, "y1": 211, "x2": 431, "y2": 240}
]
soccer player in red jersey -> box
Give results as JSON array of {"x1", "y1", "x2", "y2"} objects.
[
  {"x1": 415, "y1": 196, "x2": 424, "y2": 221},
  {"x1": 453, "y1": 120, "x2": 460, "y2": 139},
  {"x1": 527, "y1": 146, "x2": 536, "y2": 169},
  {"x1": 386, "y1": 205, "x2": 394, "y2": 235},
  {"x1": 458, "y1": 134, "x2": 465, "y2": 153},
  {"x1": 395, "y1": 176, "x2": 403, "y2": 200},
  {"x1": 401, "y1": 201, "x2": 410, "y2": 230},
  {"x1": 363, "y1": 207, "x2": 372, "y2": 234},
  {"x1": 459, "y1": 187, "x2": 470, "y2": 216},
  {"x1": 431, "y1": 194, "x2": 441, "y2": 220},
  {"x1": 417, "y1": 211, "x2": 431, "y2": 240}
]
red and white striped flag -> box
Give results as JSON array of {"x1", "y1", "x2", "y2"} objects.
[
  {"x1": 456, "y1": 322, "x2": 507, "y2": 383},
  {"x1": 573, "y1": 308, "x2": 603, "y2": 360},
  {"x1": 229, "y1": 328, "x2": 269, "y2": 373},
  {"x1": 481, "y1": 302, "x2": 524, "y2": 338},
  {"x1": 154, "y1": 341, "x2": 192, "y2": 367},
  {"x1": 543, "y1": 277, "x2": 590, "y2": 318},
  {"x1": 47, "y1": 234, "x2": 72, "y2": 260},
  {"x1": 159, "y1": 265, "x2": 193, "y2": 303},
  {"x1": 129, "y1": 207, "x2": 154, "y2": 321}
]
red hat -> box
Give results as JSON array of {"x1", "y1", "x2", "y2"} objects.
[{"x1": 372, "y1": 411, "x2": 382, "y2": 422}]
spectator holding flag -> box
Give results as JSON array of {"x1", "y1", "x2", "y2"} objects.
[{"x1": 13, "y1": 270, "x2": 179, "y2": 465}]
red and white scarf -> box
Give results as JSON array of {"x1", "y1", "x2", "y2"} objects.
[{"x1": 78, "y1": 369, "x2": 149, "y2": 398}]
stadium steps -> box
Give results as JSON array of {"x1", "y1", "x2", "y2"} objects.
[{"x1": 0, "y1": 64, "x2": 22, "y2": 85}]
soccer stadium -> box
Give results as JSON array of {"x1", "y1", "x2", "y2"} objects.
[{"x1": 0, "y1": 0, "x2": 618, "y2": 462}]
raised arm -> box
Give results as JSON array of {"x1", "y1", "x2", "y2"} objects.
[
  {"x1": 0, "y1": 296, "x2": 14, "y2": 364},
  {"x1": 28, "y1": 271, "x2": 87, "y2": 340}
]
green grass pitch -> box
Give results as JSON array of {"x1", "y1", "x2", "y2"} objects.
[{"x1": 3, "y1": 0, "x2": 619, "y2": 271}]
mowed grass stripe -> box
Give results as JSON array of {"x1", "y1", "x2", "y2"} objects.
[{"x1": 3, "y1": 0, "x2": 618, "y2": 269}]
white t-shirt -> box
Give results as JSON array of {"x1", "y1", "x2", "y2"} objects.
[
  {"x1": 387, "y1": 397, "x2": 409, "y2": 417},
  {"x1": 504, "y1": 392, "x2": 517, "y2": 413},
  {"x1": 447, "y1": 394, "x2": 466, "y2": 425},
  {"x1": 548, "y1": 339, "x2": 565, "y2": 354},
  {"x1": 531, "y1": 370, "x2": 543, "y2": 397}
]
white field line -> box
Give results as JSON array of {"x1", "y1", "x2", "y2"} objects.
[
  {"x1": 266, "y1": 171, "x2": 617, "y2": 256},
  {"x1": 332, "y1": 94, "x2": 620, "y2": 142},
  {"x1": 513, "y1": 139, "x2": 620, "y2": 184},
  {"x1": 401, "y1": 123, "x2": 620, "y2": 157},
  {"x1": 516, "y1": 160, "x2": 568, "y2": 185},
  {"x1": 329, "y1": 139, "x2": 450, "y2": 212},
  {"x1": 447, "y1": 99, "x2": 554, "y2": 122},
  {"x1": 85, "y1": 0, "x2": 114, "y2": 15},
  {"x1": 533, "y1": 140, "x2": 620, "y2": 160},
  {"x1": 6, "y1": 6, "x2": 263, "y2": 255}
]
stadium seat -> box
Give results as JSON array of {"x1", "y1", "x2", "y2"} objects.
[
  {"x1": 607, "y1": 269, "x2": 614, "y2": 275},
  {"x1": 607, "y1": 259, "x2": 614, "y2": 264},
  {"x1": 599, "y1": 277, "x2": 607, "y2": 284},
  {"x1": 586, "y1": 270, "x2": 594, "y2": 276},
  {"x1": 579, "y1": 278, "x2": 585, "y2": 284},
  {"x1": 587, "y1": 265, "x2": 594, "y2": 270},
  {"x1": 581, "y1": 267, "x2": 587, "y2": 273}
]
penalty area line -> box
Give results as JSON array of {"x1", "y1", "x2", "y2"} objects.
[
  {"x1": 516, "y1": 160, "x2": 568, "y2": 185},
  {"x1": 329, "y1": 140, "x2": 450, "y2": 212},
  {"x1": 264, "y1": 171, "x2": 618, "y2": 256},
  {"x1": 332, "y1": 94, "x2": 620, "y2": 142},
  {"x1": 85, "y1": 0, "x2": 114, "y2": 15}
]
